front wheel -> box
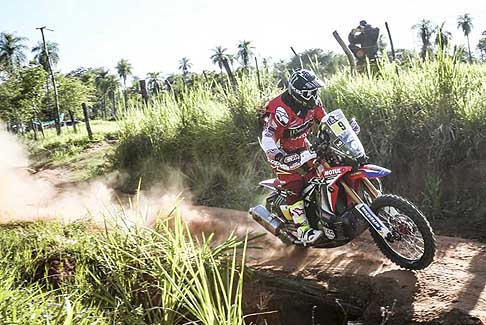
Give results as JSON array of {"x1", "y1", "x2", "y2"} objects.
[{"x1": 370, "y1": 194, "x2": 436, "y2": 270}]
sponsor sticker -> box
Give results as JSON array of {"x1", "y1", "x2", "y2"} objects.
[
  {"x1": 324, "y1": 168, "x2": 341, "y2": 177},
  {"x1": 275, "y1": 107, "x2": 289, "y2": 126},
  {"x1": 358, "y1": 204, "x2": 382, "y2": 231}
]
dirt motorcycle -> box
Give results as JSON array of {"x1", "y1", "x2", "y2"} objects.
[{"x1": 249, "y1": 109, "x2": 436, "y2": 270}]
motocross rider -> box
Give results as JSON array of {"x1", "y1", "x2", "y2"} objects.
[{"x1": 261, "y1": 68, "x2": 327, "y2": 244}]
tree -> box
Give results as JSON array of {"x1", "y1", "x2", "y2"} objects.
[
  {"x1": 146, "y1": 71, "x2": 164, "y2": 95},
  {"x1": 178, "y1": 57, "x2": 192, "y2": 81},
  {"x1": 435, "y1": 23, "x2": 452, "y2": 52},
  {"x1": 413, "y1": 19, "x2": 434, "y2": 60},
  {"x1": 32, "y1": 41, "x2": 59, "y2": 71},
  {"x1": 57, "y1": 75, "x2": 94, "y2": 128},
  {"x1": 116, "y1": 58, "x2": 132, "y2": 110},
  {"x1": 210, "y1": 46, "x2": 233, "y2": 72},
  {"x1": 210, "y1": 46, "x2": 236, "y2": 84},
  {"x1": 236, "y1": 40, "x2": 255, "y2": 70},
  {"x1": 0, "y1": 65, "x2": 47, "y2": 131},
  {"x1": 288, "y1": 49, "x2": 347, "y2": 76},
  {"x1": 477, "y1": 37, "x2": 486, "y2": 61},
  {"x1": 457, "y1": 14, "x2": 474, "y2": 62},
  {"x1": 0, "y1": 32, "x2": 28, "y2": 73},
  {"x1": 95, "y1": 69, "x2": 119, "y2": 118}
]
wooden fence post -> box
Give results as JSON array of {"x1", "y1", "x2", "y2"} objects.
[
  {"x1": 139, "y1": 79, "x2": 149, "y2": 104},
  {"x1": 333, "y1": 31, "x2": 356, "y2": 74},
  {"x1": 69, "y1": 110, "x2": 77, "y2": 133},
  {"x1": 82, "y1": 103, "x2": 93, "y2": 140},
  {"x1": 255, "y1": 57, "x2": 262, "y2": 91},
  {"x1": 31, "y1": 119, "x2": 38, "y2": 141},
  {"x1": 385, "y1": 22, "x2": 396, "y2": 61}
]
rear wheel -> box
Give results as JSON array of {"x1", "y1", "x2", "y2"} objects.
[{"x1": 370, "y1": 194, "x2": 436, "y2": 270}]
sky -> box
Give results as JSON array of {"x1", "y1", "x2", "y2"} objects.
[{"x1": 1, "y1": 0, "x2": 485, "y2": 79}]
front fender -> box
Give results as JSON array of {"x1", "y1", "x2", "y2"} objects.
[{"x1": 359, "y1": 164, "x2": 391, "y2": 179}]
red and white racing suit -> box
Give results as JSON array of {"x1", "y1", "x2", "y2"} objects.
[{"x1": 262, "y1": 92, "x2": 326, "y2": 205}]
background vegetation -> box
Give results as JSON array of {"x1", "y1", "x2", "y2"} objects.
[{"x1": 2, "y1": 15, "x2": 486, "y2": 233}]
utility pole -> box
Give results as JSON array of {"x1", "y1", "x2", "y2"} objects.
[{"x1": 37, "y1": 26, "x2": 62, "y2": 135}]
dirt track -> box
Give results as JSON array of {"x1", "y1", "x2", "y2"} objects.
[
  {"x1": 190, "y1": 206, "x2": 486, "y2": 323},
  {"x1": 10, "y1": 162, "x2": 486, "y2": 323}
]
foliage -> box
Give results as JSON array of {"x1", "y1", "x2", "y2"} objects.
[
  {"x1": 322, "y1": 52, "x2": 486, "y2": 215},
  {"x1": 0, "y1": 32, "x2": 28, "y2": 73},
  {"x1": 0, "y1": 65, "x2": 47, "y2": 124},
  {"x1": 210, "y1": 46, "x2": 234, "y2": 72},
  {"x1": 116, "y1": 73, "x2": 278, "y2": 208},
  {"x1": 478, "y1": 37, "x2": 486, "y2": 61},
  {"x1": 57, "y1": 75, "x2": 95, "y2": 117},
  {"x1": 116, "y1": 58, "x2": 132, "y2": 85},
  {"x1": 178, "y1": 57, "x2": 192, "y2": 78},
  {"x1": 146, "y1": 71, "x2": 164, "y2": 95},
  {"x1": 0, "y1": 210, "x2": 247, "y2": 324},
  {"x1": 288, "y1": 48, "x2": 347, "y2": 76},
  {"x1": 457, "y1": 13, "x2": 474, "y2": 62},
  {"x1": 236, "y1": 40, "x2": 255, "y2": 70},
  {"x1": 32, "y1": 41, "x2": 60, "y2": 71},
  {"x1": 435, "y1": 23, "x2": 452, "y2": 51},
  {"x1": 116, "y1": 53, "x2": 486, "y2": 221},
  {"x1": 412, "y1": 19, "x2": 434, "y2": 60}
]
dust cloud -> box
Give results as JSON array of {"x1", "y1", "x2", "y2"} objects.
[{"x1": 0, "y1": 130, "x2": 195, "y2": 228}]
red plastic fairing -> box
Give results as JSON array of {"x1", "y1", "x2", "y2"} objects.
[{"x1": 320, "y1": 166, "x2": 353, "y2": 212}]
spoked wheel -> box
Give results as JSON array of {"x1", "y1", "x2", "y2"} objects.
[{"x1": 370, "y1": 194, "x2": 436, "y2": 270}]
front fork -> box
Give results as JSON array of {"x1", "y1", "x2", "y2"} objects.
[{"x1": 340, "y1": 178, "x2": 393, "y2": 241}]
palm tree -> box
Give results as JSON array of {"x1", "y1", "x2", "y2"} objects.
[
  {"x1": 236, "y1": 40, "x2": 255, "y2": 70},
  {"x1": 95, "y1": 69, "x2": 120, "y2": 118},
  {"x1": 178, "y1": 57, "x2": 192, "y2": 78},
  {"x1": 210, "y1": 46, "x2": 233, "y2": 73},
  {"x1": 116, "y1": 58, "x2": 132, "y2": 88},
  {"x1": 146, "y1": 71, "x2": 163, "y2": 95},
  {"x1": 0, "y1": 32, "x2": 28, "y2": 72},
  {"x1": 32, "y1": 41, "x2": 59, "y2": 71},
  {"x1": 116, "y1": 59, "x2": 132, "y2": 110},
  {"x1": 210, "y1": 46, "x2": 237, "y2": 85},
  {"x1": 435, "y1": 23, "x2": 452, "y2": 52},
  {"x1": 413, "y1": 20, "x2": 434, "y2": 61},
  {"x1": 457, "y1": 14, "x2": 474, "y2": 62}
]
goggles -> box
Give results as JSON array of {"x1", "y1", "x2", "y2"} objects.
[{"x1": 300, "y1": 88, "x2": 319, "y2": 101}]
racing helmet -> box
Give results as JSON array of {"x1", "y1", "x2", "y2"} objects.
[{"x1": 287, "y1": 68, "x2": 324, "y2": 108}]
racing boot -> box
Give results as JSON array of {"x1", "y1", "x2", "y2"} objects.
[{"x1": 289, "y1": 200, "x2": 323, "y2": 245}]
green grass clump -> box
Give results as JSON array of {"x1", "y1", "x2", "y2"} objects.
[{"x1": 0, "y1": 210, "x2": 247, "y2": 324}]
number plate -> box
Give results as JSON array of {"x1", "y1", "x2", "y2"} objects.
[{"x1": 329, "y1": 119, "x2": 347, "y2": 136}]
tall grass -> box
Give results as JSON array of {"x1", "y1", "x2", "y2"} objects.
[
  {"x1": 116, "y1": 74, "x2": 278, "y2": 208},
  {"x1": 116, "y1": 58, "x2": 486, "y2": 219},
  {"x1": 322, "y1": 54, "x2": 486, "y2": 216},
  {"x1": 0, "y1": 209, "x2": 247, "y2": 324}
]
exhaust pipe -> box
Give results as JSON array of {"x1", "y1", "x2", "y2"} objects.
[{"x1": 249, "y1": 205, "x2": 283, "y2": 236}]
